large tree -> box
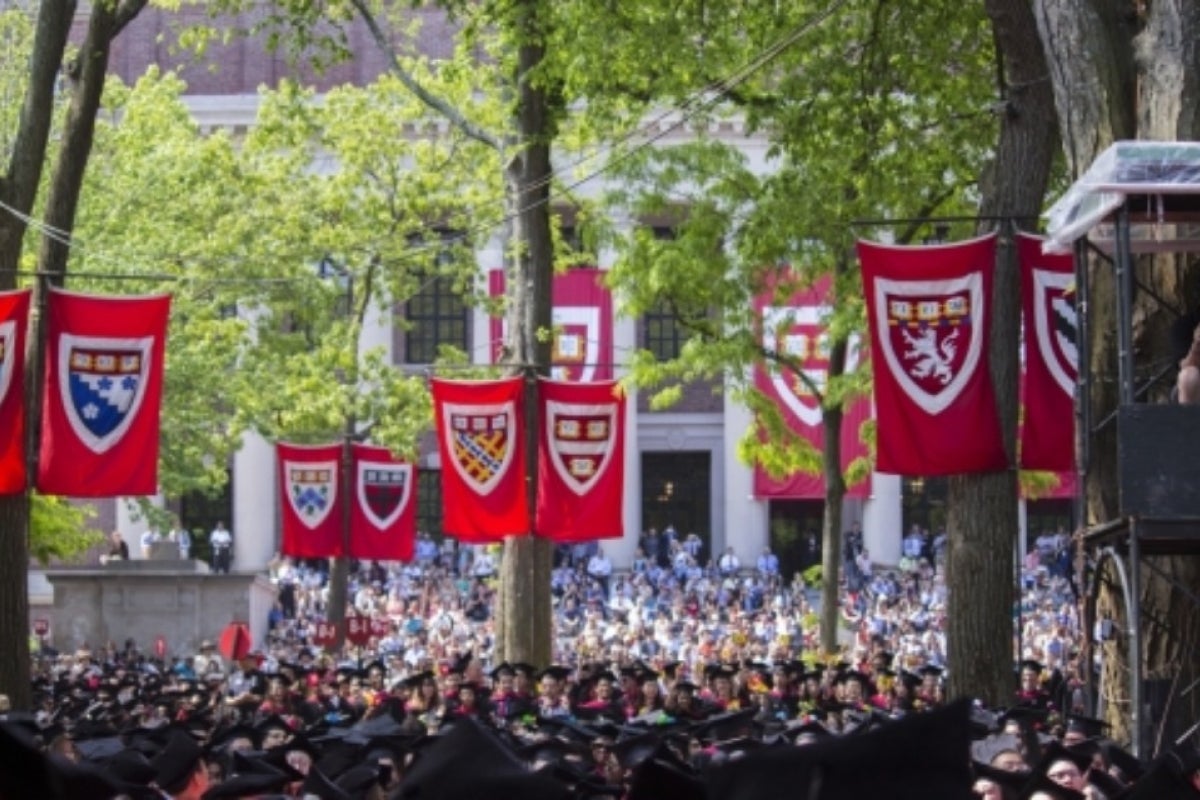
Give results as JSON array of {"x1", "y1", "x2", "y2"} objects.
[
  {"x1": 1036, "y1": 0, "x2": 1200, "y2": 748},
  {"x1": 0, "y1": 0, "x2": 153, "y2": 710},
  {"x1": 603, "y1": 0, "x2": 999, "y2": 656},
  {"x1": 944, "y1": 0, "x2": 1058, "y2": 707}
]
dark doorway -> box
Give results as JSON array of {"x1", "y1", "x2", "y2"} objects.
[
  {"x1": 178, "y1": 469, "x2": 233, "y2": 565},
  {"x1": 902, "y1": 476, "x2": 948, "y2": 536},
  {"x1": 641, "y1": 451, "x2": 712, "y2": 562},
  {"x1": 768, "y1": 500, "x2": 824, "y2": 583}
]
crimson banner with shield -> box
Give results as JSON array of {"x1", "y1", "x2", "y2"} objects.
[
  {"x1": 277, "y1": 442, "x2": 344, "y2": 558},
  {"x1": 858, "y1": 234, "x2": 1007, "y2": 475},
  {"x1": 432, "y1": 377, "x2": 530, "y2": 541},
  {"x1": 752, "y1": 274, "x2": 871, "y2": 498},
  {"x1": 535, "y1": 378, "x2": 625, "y2": 541},
  {"x1": 0, "y1": 289, "x2": 30, "y2": 495},
  {"x1": 488, "y1": 267, "x2": 613, "y2": 381},
  {"x1": 1018, "y1": 233, "x2": 1076, "y2": 471},
  {"x1": 350, "y1": 442, "x2": 417, "y2": 561},
  {"x1": 37, "y1": 289, "x2": 171, "y2": 496}
]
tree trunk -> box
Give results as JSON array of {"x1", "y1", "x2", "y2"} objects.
[
  {"x1": 944, "y1": 0, "x2": 1058, "y2": 707},
  {"x1": 496, "y1": 0, "x2": 555, "y2": 668},
  {"x1": 0, "y1": 0, "x2": 149, "y2": 711},
  {"x1": 818, "y1": 341, "x2": 846, "y2": 655},
  {"x1": 1038, "y1": 0, "x2": 1200, "y2": 749}
]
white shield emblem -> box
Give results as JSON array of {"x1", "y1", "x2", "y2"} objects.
[
  {"x1": 545, "y1": 400, "x2": 617, "y2": 496},
  {"x1": 285, "y1": 460, "x2": 338, "y2": 529},
  {"x1": 1032, "y1": 269, "x2": 1077, "y2": 397},
  {"x1": 356, "y1": 460, "x2": 413, "y2": 530},
  {"x1": 874, "y1": 274, "x2": 984, "y2": 415},
  {"x1": 443, "y1": 401, "x2": 517, "y2": 496},
  {"x1": 59, "y1": 333, "x2": 154, "y2": 454},
  {"x1": 0, "y1": 321, "x2": 15, "y2": 410},
  {"x1": 763, "y1": 305, "x2": 861, "y2": 427}
]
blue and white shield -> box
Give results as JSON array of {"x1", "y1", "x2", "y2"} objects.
[
  {"x1": 285, "y1": 460, "x2": 338, "y2": 529},
  {"x1": 58, "y1": 333, "x2": 155, "y2": 454}
]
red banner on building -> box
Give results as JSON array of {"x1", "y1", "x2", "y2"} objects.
[
  {"x1": 535, "y1": 378, "x2": 625, "y2": 541},
  {"x1": 0, "y1": 289, "x2": 31, "y2": 495},
  {"x1": 858, "y1": 234, "x2": 1007, "y2": 475},
  {"x1": 432, "y1": 377, "x2": 529, "y2": 541},
  {"x1": 1018, "y1": 233, "x2": 1076, "y2": 471},
  {"x1": 488, "y1": 267, "x2": 613, "y2": 381},
  {"x1": 277, "y1": 442, "x2": 344, "y2": 558},
  {"x1": 752, "y1": 275, "x2": 871, "y2": 499},
  {"x1": 37, "y1": 289, "x2": 171, "y2": 496},
  {"x1": 350, "y1": 442, "x2": 416, "y2": 561}
]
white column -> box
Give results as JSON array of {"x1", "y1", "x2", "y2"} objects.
[
  {"x1": 604, "y1": 271, "x2": 640, "y2": 568},
  {"x1": 232, "y1": 431, "x2": 277, "y2": 572},
  {"x1": 723, "y1": 389, "x2": 768, "y2": 565},
  {"x1": 863, "y1": 472, "x2": 902, "y2": 566}
]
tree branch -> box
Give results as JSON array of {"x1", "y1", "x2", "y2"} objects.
[{"x1": 348, "y1": 0, "x2": 501, "y2": 151}]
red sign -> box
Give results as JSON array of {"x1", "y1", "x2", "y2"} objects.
[
  {"x1": 312, "y1": 621, "x2": 338, "y2": 649},
  {"x1": 32, "y1": 618, "x2": 49, "y2": 636},
  {"x1": 346, "y1": 614, "x2": 372, "y2": 646},
  {"x1": 154, "y1": 636, "x2": 167, "y2": 658},
  {"x1": 369, "y1": 617, "x2": 390, "y2": 638}
]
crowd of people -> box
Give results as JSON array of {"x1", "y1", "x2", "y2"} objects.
[{"x1": 5, "y1": 523, "x2": 1198, "y2": 799}]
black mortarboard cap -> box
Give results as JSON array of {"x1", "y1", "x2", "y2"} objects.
[
  {"x1": 1100, "y1": 740, "x2": 1144, "y2": 782},
  {"x1": 972, "y1": 732, "x2": 1024, "y2": 765},
  {"x1": 1019, "y1": 659, "x2": 1045, "y2": 674},
  {"x1": 919, "y1": 664, "x2": 944, "y2": 678},
  {"x1": 151, "y1": 727, "x2": 205, "y2": 791},
  {"x1": 403, "y1": 669, "x2": 436, "y2": 689},
  {"x1": 660, "y1": 661, "x2": 681, "y2": 679},
  {"x1": 512, "y1": 662, "x2": 538, "y2": 678},
  {"x1": 694, "y1": 709, "x2": 757, "y2": 743},
  {"x1": 336, "y1": 763, "x2": 385, "y2": 795},
  {"x1": 105, "y1": 747, "x2": 159, "y2": 786},
  {"x1": 1064, "y1": 714, "x2": 1109, "y2": 738},
  {"x1": 1033, "y1": 740, "x2": 1093, "y2": 776},
  {"x1": 537, "y1": 665, "x2": 571, "y2": 682},
  {"x1": 299, "y1": 765, "x2": 354, "y2": 800},
  {"x1": 782, "y1": 720, "x2": 835, "y2": 745},
  {"x1": 491, "y1": 661, "x2": 515, "y2": 680},
  {"x1": 706, "y1": 698, "x2": 975, "y2": 800},
  {"x1": 1016, "y1": 771, "x2": 1084, "y2": 800},
  {"x1": 625, "y1": 751, "x2": 706, "y2": 800},
  {"x1": 972, "y1": 760, "x2": 1028, "y2": 790},
  {"x1": 609, "y1": 734, "x2": 661, "y2": 768},
  {"x1": 74, "y1": 735, "x2": 127, "y2": 762},
  {"x1": 201, "y1": 769, "x2": 293, "y2": 798}
]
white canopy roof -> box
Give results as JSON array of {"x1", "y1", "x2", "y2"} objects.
[{"x1": 1043, "y1": 141, "x2": 1200, "y2": 254}]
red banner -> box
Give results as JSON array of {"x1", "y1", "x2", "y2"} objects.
[
  {"x1": 488, "y1": 267, "x2": 613, "y2": 381},
  {"x1": 535, "y1": 378, "x2": 625, "y2": 541},
  {"x1": 350, "y1": 442, "x2": 416, "y2": 561},
  {"x1": 1018, "y1": 233, "x2": 1076, "y2": 471},
  {"x1": 858, "y1": 235, "x2": 1007, "y2": 475},
  {"x1": 0, "y1": 290, "x2": 31, "y2": 495},
  {"x1": 37, "y1": 289, "x2": 171, "y2": 496},
  {"x1": 277, "y1": 442, "x2": 344, "y2": 558},
  {"x1": 752, "y1": 275, "x2": 871, "y2": 498},
  {"x1": 432, "y1": 377, "x2": 529, "y2": 541}
]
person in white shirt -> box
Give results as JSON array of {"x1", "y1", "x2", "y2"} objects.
[
  {"x1": 756, "y1": 547, "x2": 779, "y2": 578},
  {"x1": 718, "y1": 546, "x2": 740, "y2": 577},
  {"x1": 168, "y1": 521, "x2": 191, "y2": 560},
  {"x1": 139, "y1": 528, "x2": 162, "y2": 559},
  {"x1": 210, "y1": 521, "x2": 233, "y2": 573},
  {"x1": 587, "y1": 550, "x2": 613, "y2": 597}
]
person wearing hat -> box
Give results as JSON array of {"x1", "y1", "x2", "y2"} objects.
[
  {"x1": 536, "y1": 666, "x2": 573, "y2": 718},
  {"x1": 224, "y1": 653, "x2": 266, "y2": 721},
  {"x1": 1017, "y1": 660, "x2": 1053, "y2": 708},
  {"x1": 152, "y1": 727, "x2": 210, "y2": 800}
]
